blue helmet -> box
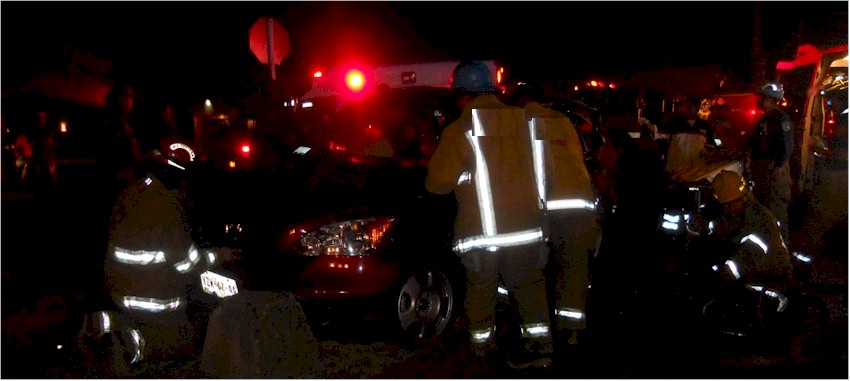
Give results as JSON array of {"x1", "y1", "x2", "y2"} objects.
[
  {"x1": 452, "y1": 60, "x2": 495, "y2": 93},
  {"x1": 759, "y1": 81, "x2": 785, "y2": 101}
]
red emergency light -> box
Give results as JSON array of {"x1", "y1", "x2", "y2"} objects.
[
  {"x1": 345, "y1": 69, "x2": 365, "y2": 92},
  {"x1": 313, "y1": 71, "x2": 323, "y2": 78},
  {"x1": 241, "y1": 144, "x2": 251, "y2": 155}
]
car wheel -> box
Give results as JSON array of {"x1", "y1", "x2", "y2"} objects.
[{"x1": 394, "y1": 267, "x2": 457, "y2": 344}]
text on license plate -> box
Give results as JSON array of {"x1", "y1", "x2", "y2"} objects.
[{"x1": 201, "y1": 271, "x2": 239, "y2": 298}]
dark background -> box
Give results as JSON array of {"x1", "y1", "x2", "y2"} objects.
[{"x1": 2, "y1": 1, "x2": 847, "y2": 101}]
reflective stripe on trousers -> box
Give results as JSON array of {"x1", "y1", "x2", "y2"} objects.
[
  {"x1": 470, "y1": 325, "x2": 496, "y2": 344},
  {"x1": 121, "y1": 296, "x2": 184, "y2": 312},
  {"x1": 520, "y1": 322, "x2": 551, "y2": 339},
  {"x1": 554, "y1": 307, "x2": 585, "y2": 321}
]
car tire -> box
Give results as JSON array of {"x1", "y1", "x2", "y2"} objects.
[{"x1": 389, "y1": 261, "x2": 464, "y2": 347}]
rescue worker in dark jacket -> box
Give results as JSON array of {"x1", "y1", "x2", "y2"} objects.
[
  {"x1": 426, "y1": 61, "x2": 553, "y2": 371},
  {"x1": 665, "y1": 97, "x2": 713, "y2": 172},
  {"x1": 103, "y1": 135, "x2": 230, "y2": 368},
  {"x1": 747, "y1": 81, "x2": 794, "y2": 245}
]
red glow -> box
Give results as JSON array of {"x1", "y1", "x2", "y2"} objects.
[
  {"x1": 313, "y1": 71, "x2": 323, "y2": 78},
  {"x1": 329, "y1": 141, "x2": 347, "y2": 151},
  {"x1": 590, "y1": 80, "x2": 598, "y2": 87},
  {"x1": 828, "y1": 119, "x2": 835, "y2": 124},
  {"x1": 609, "y1": 83, "x2": 616, "y2": 89},
  {"x1": 750, "y1": 110, "x2": 757, "y2": 115},
  {"x1": 345, "y1": 69, "x2": 365, "y2": 92},
  {"x1": 241, "y1": 144, "x2": 251, "y2": 155}
]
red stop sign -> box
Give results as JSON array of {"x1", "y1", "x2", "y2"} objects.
[{"x1": 249, "y1": 17, "x2": 289, "y2": 65}]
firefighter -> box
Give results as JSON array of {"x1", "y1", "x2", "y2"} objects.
[
  {"x1": 510, "y1": 85, "x2": 601, "y2": 350},
  {"x1": 426, "y1": 61, "x2": 552, "y2": 372},
  {"x1": 708, "y1": 170, "x2": 796, "y2": 297},
  {"x1": 747, "y1": 81, "x2": 795, "y2": 247},
  {"x1": 102, "y1": 135, "x2": 230, "y2": 371}
]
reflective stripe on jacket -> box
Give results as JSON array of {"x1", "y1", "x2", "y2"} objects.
[
  {"x1": 426, "y1": 94, "x2": 545, "y2": 253},
  {"x1": 524, "y1": 102, "x2": 596, "y2": 213},
  {"x1": 105, "y1": 174, "x2": 201, "y2": 306}
]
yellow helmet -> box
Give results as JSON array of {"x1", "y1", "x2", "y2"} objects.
[{"x1": 711, "y1": 170, "x2": 749, "y2": 203}]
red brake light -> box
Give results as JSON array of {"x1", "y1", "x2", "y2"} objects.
[
  {"x1": 345, "y1": 69, "x2": 365, "y2": 92},
  {"x1": 313, "y1": 71, "x2": 323, "y2": 78},
  {"x1": 750, "y1": 110, "x2": 757, "y2": 115},
  {"x1": 241, "y1": 144, "x2": 251, "y2": 155}
]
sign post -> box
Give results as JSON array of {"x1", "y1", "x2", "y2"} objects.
[
  {"x1": 249, "y1": 17, "x2": 290, "y2": 133},
  {"x1": 267, "y1": 18, "x2": 276, "y2": 81}
]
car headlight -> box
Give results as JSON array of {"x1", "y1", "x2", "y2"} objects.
[{"x1": 288, "y1": 217, "x2": 396, "y2": 257}]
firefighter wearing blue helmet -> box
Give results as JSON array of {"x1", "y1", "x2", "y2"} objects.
[{"x1": 426, "y1": 61, "x2": 554, "y2": 373}]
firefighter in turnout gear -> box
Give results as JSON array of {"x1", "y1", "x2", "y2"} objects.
[
  {"x1": 510, "y1": 85, "x2": 601, "y2": 347},
  {"x1": 748, "y1": 81, "x2": 795, "y2": 246},
  {"x1": 102, "y1": 135, "x2": 229, "y2": 369},
  {"x1": 709, "y1": 170, "x2": 796, "y2": 297},
  {"x1": 426, "y1": 61, "x2": 553, "y2": 371}
]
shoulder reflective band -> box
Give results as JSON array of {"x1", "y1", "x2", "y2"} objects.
[
  {"x1": 520, "y1": 322, "x2": 551, "y2": 338},
  {"x1": 115, "y1": 247, "x2": 166, "y2": 265},
  {"x1": 547, "y1": 199, "x2": 596, "y2": 211},
  {"x1": 144, "y1": 177, "x2": 153, "y2": 186},
  {"x1": 453, "y1": 228, "x2": 544, "y2": 253},
  {"x1": 121, "y1": 296, "x2": 183, "y2": 312},
  {"x1": 555, "y1": 307, "x2": 585, "y2": 321},
  {"x1": 470, "y1": 326, "x2": 496, "y2": 343},
  {"x1": 740, "y1": 234, "x2": 768, "y2": 254}
]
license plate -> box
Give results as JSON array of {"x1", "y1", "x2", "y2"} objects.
[{"x1": 201, "y1": 271, "x2": 239, "y2": 298}]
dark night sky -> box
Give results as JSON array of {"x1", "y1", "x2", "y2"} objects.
[{"x1": 1, "y1": 1, "x2": 847, "y2": 101}]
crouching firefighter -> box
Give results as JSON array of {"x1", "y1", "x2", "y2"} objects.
[
  {"x1": 426, "y1": 61, "x2": 553, "y2": 371},
  {"x1": 515, "y1": 89, "x2": 602, "y2": 349},
  {"x1": 706, "y1": 170, "x2": 806, "y2": 334},
  {"x1": 85, "y1": 136, "x2": 230, "y2": 373}
]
